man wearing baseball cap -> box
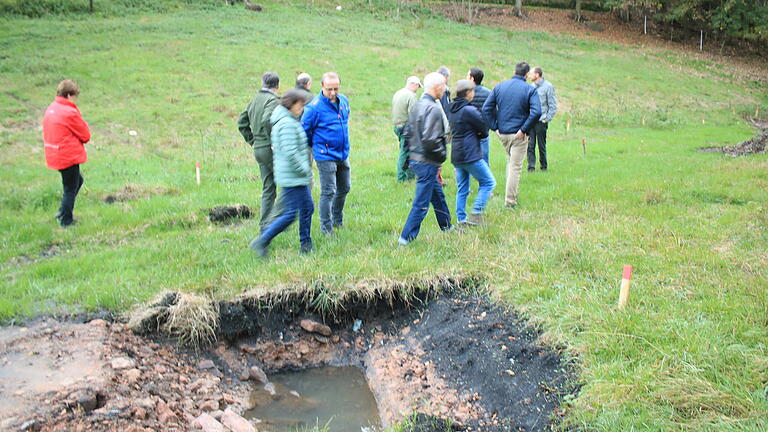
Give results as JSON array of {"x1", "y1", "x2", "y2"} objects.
[{"x1": 391, "y1": 76, "x2": 422, "y2": 182}]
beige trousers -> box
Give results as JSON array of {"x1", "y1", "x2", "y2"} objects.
[{"x1": 498, "y1": 132, "x2": 529, "y2": 206}]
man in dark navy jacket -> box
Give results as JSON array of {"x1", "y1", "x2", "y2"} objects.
[
  {"x1": 302, "y1": 72, "x2": 351, "y2": 234},
  {"x1": 482, "y1": 62, "x2": 541, "y2": 208}
]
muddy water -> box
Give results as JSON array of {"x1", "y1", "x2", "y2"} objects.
[{"x1": 246, "y1": 366, "x2": 382, "y2": 432}]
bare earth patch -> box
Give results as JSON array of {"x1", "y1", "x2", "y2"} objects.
[{"x1": 0, "y1": 290, "x2": 578, "y2": 431}]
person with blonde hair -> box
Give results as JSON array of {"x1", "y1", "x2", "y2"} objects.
[{"x1": 43, "y1": 80, "x2": 90, "y2": 227}]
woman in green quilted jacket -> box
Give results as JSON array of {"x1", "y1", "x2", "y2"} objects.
[{"x1": 249, "y1": 90, "x2": 314, "y2": 257}]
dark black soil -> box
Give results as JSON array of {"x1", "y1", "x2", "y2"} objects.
[
  {"x1": 700, "y1": 121, "x2": 768, "y2": 156},
  {"x1": 414, "y1": 296, "x2": 574, "y2": 431},
  {"x1": 208, "y1": 204, "x2": 253, "y2": 224}
]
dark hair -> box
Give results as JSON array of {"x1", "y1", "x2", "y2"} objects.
[
  {"x1": 515, "y1": 62, "x2": 530, "y2": 77},
  {"x1": 281, "y1": 89, "x2": 309, "y2": 109},
  {"x1": 456, "y1": 88, "x2": 472, "y2": 99},
  {"x1": 262, "y1": 71, "x2": 279, "y2": 89},
  {"x1": 533, "y1": 67, "x2": 543, "y2": 77},
  {"x1": 56, "y1": 80, "x2": 80, "y2": 98},
  {"x1": 468, "y1": 67, "x2": 484, "y2": 86}
]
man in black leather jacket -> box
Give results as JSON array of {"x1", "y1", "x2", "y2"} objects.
[{"x1": 398, "y1": 72, "x2": 453, "y2": 245}]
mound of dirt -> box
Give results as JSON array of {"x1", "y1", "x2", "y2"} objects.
[
  {"x1": 700, "y1": 129, "x2": 767, "y2": 157},
  {"x1": 103, "y1": 184, "x2": 178, "y2": 204},
  {"x1": 208, "y1": 205, "x2": 253, "y2": 224}
]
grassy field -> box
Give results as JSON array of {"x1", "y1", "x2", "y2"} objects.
[{"x1": 1, "y1": 0, "x2": 767, "y2": 430}]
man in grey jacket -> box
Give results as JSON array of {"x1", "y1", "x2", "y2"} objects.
[
  {"x1": 527, "y1": 67, "x2": 557, "y2": 172},
  {"x1": 398, "y1": 72, "x2": 452, "y2": 245}
]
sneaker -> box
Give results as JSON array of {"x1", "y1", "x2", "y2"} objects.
[
  {"x1": 397, "y1": 237, "x2": 409, "y2": 246},
  {"x1": 505, "y1": 203, "x2": 517, "y2": 210},
  {"x1": 457, "y1": 219, "x2": 477, "y2": 227},
  {"x1": 54, "y1": 210, "x2": 63, "y2": 220},
  {"x1": 441, "y1": 224, "x2": 455, "y2": 233},
  {"x1": 300, "y1": 242, "x2": 314, "y2": 254},
  {"x1": 468, "y1": 213, "x2": 485, "y2": 225},
  {"x1": 527, "y1": 168, "x2": 535, "y2": 172},
  {"x1": 249, "y1": 238, "x2": 268, "y2": 258}
]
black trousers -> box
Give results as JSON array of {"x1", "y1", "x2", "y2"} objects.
[
  {"x1": 527, "y1": 121, "x2": 548, "y2": 170},
  {"x1": 58, "y1": 164, "x2": 84, "y2": 225}
]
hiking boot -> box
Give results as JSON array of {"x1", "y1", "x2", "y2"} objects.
[
  {"x1": 468, "y1": 213, "x2": 485, "y2": 226},
  {"x1": 300, "y1": 242, "x2": 314, "y2": 254},
  {"x1": 249, "y1": 238, "x2": 268, "y2": 258}
]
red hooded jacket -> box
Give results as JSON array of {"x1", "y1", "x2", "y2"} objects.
[{"x1": 43, "y1": 96, "x2": 90, "y2": 170}]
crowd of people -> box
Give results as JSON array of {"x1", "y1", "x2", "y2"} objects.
[{"x1": 41, "y1": 64, "x2": 557, "y2": 256}]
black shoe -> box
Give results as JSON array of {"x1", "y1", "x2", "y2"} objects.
[
  {"x1": 541, "y1": 167, "x2": 547, "y2": 172},
  {"x1": 59, "y1": 219, "x2": 76, "y2": 228},
  {"x1": 527, "y1": 168, "x2": 535, "y2": 172},
  {"x1": 300, "y1": 242, "x2": 314, "y2": 254},
  {"x1": 54, "y1": 210, "x2": 63, "y2": 220}
]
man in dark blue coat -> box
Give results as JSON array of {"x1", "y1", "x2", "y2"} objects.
[
  {"x1": 302, "y1": 72, "x2": 351, "y2": 234},
  {"x1": 482, "y1": 62, "x2": 541, "y2": 208},
  {"x1": 467, "y1": 67, "x2": 492, "y2": 164}
]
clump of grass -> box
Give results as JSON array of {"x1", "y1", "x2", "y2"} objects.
[
  {"x1": 643, "y1": 189, "x2": 667, "y2": 205},
  {"x1": 103, "y1": 183, "x2": 179, "y2": 204},
  {"x1": 389, "y1": 412, "x2": 456, "y2": 432},
  {"x1": 162, "y1": 292, "x2": 218, "y2": 348}
]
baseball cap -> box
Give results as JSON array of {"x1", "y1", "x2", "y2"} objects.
[{"x1": 406, "y1": 76, "x2": 422, "y2": 87}]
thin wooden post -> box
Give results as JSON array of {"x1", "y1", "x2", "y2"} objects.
[
  {"x1": 618, "y1": 265, "x2": 633, "y2": 309},
  {"x1": 196, "y1": 162, "x2": 201, "y2": 185}
]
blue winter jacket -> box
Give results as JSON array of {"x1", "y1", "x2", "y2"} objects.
[
  {"x1": 482, "y1": 75, "x2": 541, "y2": 135},
  {"x1": 301, "y1": 92, "x2": 351, "y2": 162}
]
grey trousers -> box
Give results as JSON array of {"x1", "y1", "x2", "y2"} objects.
[{"x1": 316, "y1": 159, "x2": 351, "y2": 233}]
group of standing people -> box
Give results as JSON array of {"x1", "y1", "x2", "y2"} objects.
[
  {"x1": 40, "y1": 63, "x2": 556, "y2": 255},
  {"x1": 237, "y1": 71, "x2": 351, "y2": 256},
  {"x1": 392, "y1": 62, "x2": 557, "y2": 244}
]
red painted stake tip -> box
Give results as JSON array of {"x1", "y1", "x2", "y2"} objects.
[
  {"x1": 195, "y1": 161, "x2": 200, "y2": 168},
  {"x1": 622, "y1": 265, "x2": 633, "y2": 280}
]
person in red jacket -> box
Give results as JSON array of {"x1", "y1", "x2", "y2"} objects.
[{"x1": 43, "y1": 80, "x2": 91, "y2": 227}]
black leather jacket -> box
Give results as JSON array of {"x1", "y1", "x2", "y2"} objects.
[{"x1": 404, "y1": 93, "x2": 447, "y2": 166}]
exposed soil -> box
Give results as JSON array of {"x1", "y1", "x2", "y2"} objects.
[
  {"x1": 432, "y1": 5, "x2": 768, "y2": 83},
  {"x1": 0, "y1": 289, "x2": 578, "y2": 432},
  {"x1": 208, "y1": 205, "x2": 253, "y2": 224},
  {"x1": 700, "y1": 119, "x2": 768, "y2": 156},
  {"x1": 103, "y1": 184, "x2": 179, "y2": 204}
]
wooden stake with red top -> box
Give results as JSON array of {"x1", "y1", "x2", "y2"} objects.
[
  {"x1": 196, "y1": 161, "x2": 201, "y2": 186},
  {"x1": 618, "y1": 265, "x2": 633, "y2": 309}
]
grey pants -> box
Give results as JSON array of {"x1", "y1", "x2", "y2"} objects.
[{"x1": 316, "y1": 159, "x2": 351, "y2": 233}]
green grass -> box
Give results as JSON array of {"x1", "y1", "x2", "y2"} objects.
[{"x1": 1, "y1": 0, "x2": 767, "y2": 430}]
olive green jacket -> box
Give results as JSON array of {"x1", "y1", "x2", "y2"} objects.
[{"x1": 237, "y1": 89, "x2": 279, "y2": 149}]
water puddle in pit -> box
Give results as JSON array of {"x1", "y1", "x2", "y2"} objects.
[{"x1": 246, "y1": 366, "x2": 382, "y2": 432}]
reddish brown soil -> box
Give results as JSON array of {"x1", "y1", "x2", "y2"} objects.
[{"x1": 432, "y1": 4, "x2": 768, "y2": 83}]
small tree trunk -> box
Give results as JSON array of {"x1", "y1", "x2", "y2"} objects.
[
  {"x1": 89, "y1": 0, "x2": 93, "y2": 13},
  {"x1": 515, "y1": 0, "x2": 522, "y2": 17}
]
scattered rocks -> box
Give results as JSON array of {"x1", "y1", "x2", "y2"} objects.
[
  {"x1": 193, "y1": 412, "x2": 226, "y2": 432},
  {"x1": 65, "y1": 389, "x2": 103, "y2": 413},
  {"x1": 239, "y1": 365, "x2": 268, "y2": 383},
  {"x1": 197, "y1": 359, "x2": 216, "y2": 370},
  {"x1": 221, "y1": 408, "x2": 256, "y2": 432},
  {"x1": 155, "y1": 399, "x2": 178, "y2": 424},
  {"x1": 244, "y1": 0, "x2": 262, "y2": 12},
  {"x1": 110, "y1": 357, "x2": 134, "y2": 370},
  {"x1": 300, "y1": 319, "x2": 332, "y2": 337}
]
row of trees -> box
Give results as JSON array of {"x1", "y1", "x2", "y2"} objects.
[{"x1": 449, "y1": 0, "x2": 767, "y2": 50}]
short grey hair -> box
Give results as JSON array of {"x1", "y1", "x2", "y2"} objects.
[
  {"x1": 262, "y1": 71, "x2": 279, "y2": 89},
  {"x1": 296, "y1": 72, "x2": 312, "y2": 87},
  {"x1": 454, "y1": 79, "x2": 475, "y2": 98},
  {"x1": 437, "y1": 66, "x2": 451, "y2": 78},
  {"x1": 320, "y1": 71, "x2": 340, "y2": 85},
  {"x1": 423, "y1": 72, "x2": 445, "y2": 91}
]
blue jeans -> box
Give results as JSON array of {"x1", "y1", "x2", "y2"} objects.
[
  {"x1": 257, "y1": 185, "x2": 314, "y2": 247},
  {"x1": 400, "y1": 161, "x2": 452, "y2": 242},
  {"x1": 480, "y1": 136, "x2": 490, "y2": 165},
  {"x1": 316, "y1": 159, "x2": 351, "y2": 233},
  {"x1": 454, "y1": 160, "x2": 496, "y2": 222}
]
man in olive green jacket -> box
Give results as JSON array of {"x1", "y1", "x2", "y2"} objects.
[{"x1": 237, "y1": 72, "x2": 281, "y2": 232}]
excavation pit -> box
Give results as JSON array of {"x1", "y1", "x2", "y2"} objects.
[{"x1": 2, "y1": 285, "x2": 579, "y2": 431}]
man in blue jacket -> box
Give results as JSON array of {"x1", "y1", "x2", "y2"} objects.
[
  {"x1": 482, "y1": 62, "x2": 541, "y2": 208},
  {"x1": 467, "y1": 67, "x2": 491, "y2": 164},
  {"x1": 301, "y1": 72, "x2": 351, "y2": 234}
]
